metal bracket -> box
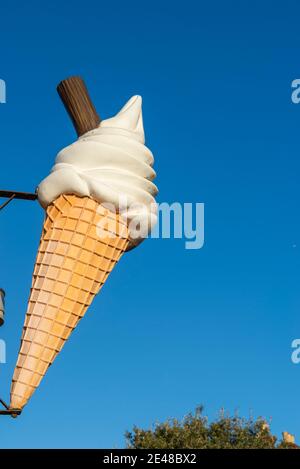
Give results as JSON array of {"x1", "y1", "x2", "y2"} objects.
[
  {"x1": 0, "y1": 399, "x2": 21, "y2": 417},
  {"x1": 0, "y1": 190, "x2": 37, "y2": 211},
  {"x1": 0, "y1": 190, "x2": 36, "y2": 413}
]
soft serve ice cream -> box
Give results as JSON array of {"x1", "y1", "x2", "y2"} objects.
[
  {"x1": 38, "y1": 95, "x2": 158, "y2": 248},
  {"x1": 10, "y1": 90, "x2": 159, "y2": 412}
]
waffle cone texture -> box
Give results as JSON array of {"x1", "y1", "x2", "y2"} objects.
[{"x1": 10, "y1": 194, "x2": 129, "y2": 410}]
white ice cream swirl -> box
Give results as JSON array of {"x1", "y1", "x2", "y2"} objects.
[{"x1": 37, "y1": 96, "x2": 158, "y2": 249}]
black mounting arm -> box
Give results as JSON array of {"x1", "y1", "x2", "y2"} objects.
[
  {"x1": 0, "y1": 189, "x2": 35, "y2": 416},
  {"x1": 0, "y1": 399, "x2": 21, "y2": 417},
  {"x1": 0, "y1": 190, "x2": 37, "y2": 211}
]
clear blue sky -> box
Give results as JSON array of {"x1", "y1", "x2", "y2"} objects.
[{"x1": 0, "y1": 0, "x2": 300, "y2": 448}]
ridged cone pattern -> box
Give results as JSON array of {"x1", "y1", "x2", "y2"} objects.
[{"x1": 10, "y1": 194, "x2": 129, "y2": 409}]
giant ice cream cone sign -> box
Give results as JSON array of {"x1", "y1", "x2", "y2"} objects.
[{"x1": 9, "y1": 77, "x2": 158, "y2": 411}]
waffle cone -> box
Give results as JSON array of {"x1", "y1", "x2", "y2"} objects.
[{"x1": 10, "y1": 194, "x2": 129, "y2": 410}]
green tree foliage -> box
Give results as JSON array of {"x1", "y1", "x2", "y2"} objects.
[{"x1": 125, "y1": 406, "x2": 297, "y2": 449}]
